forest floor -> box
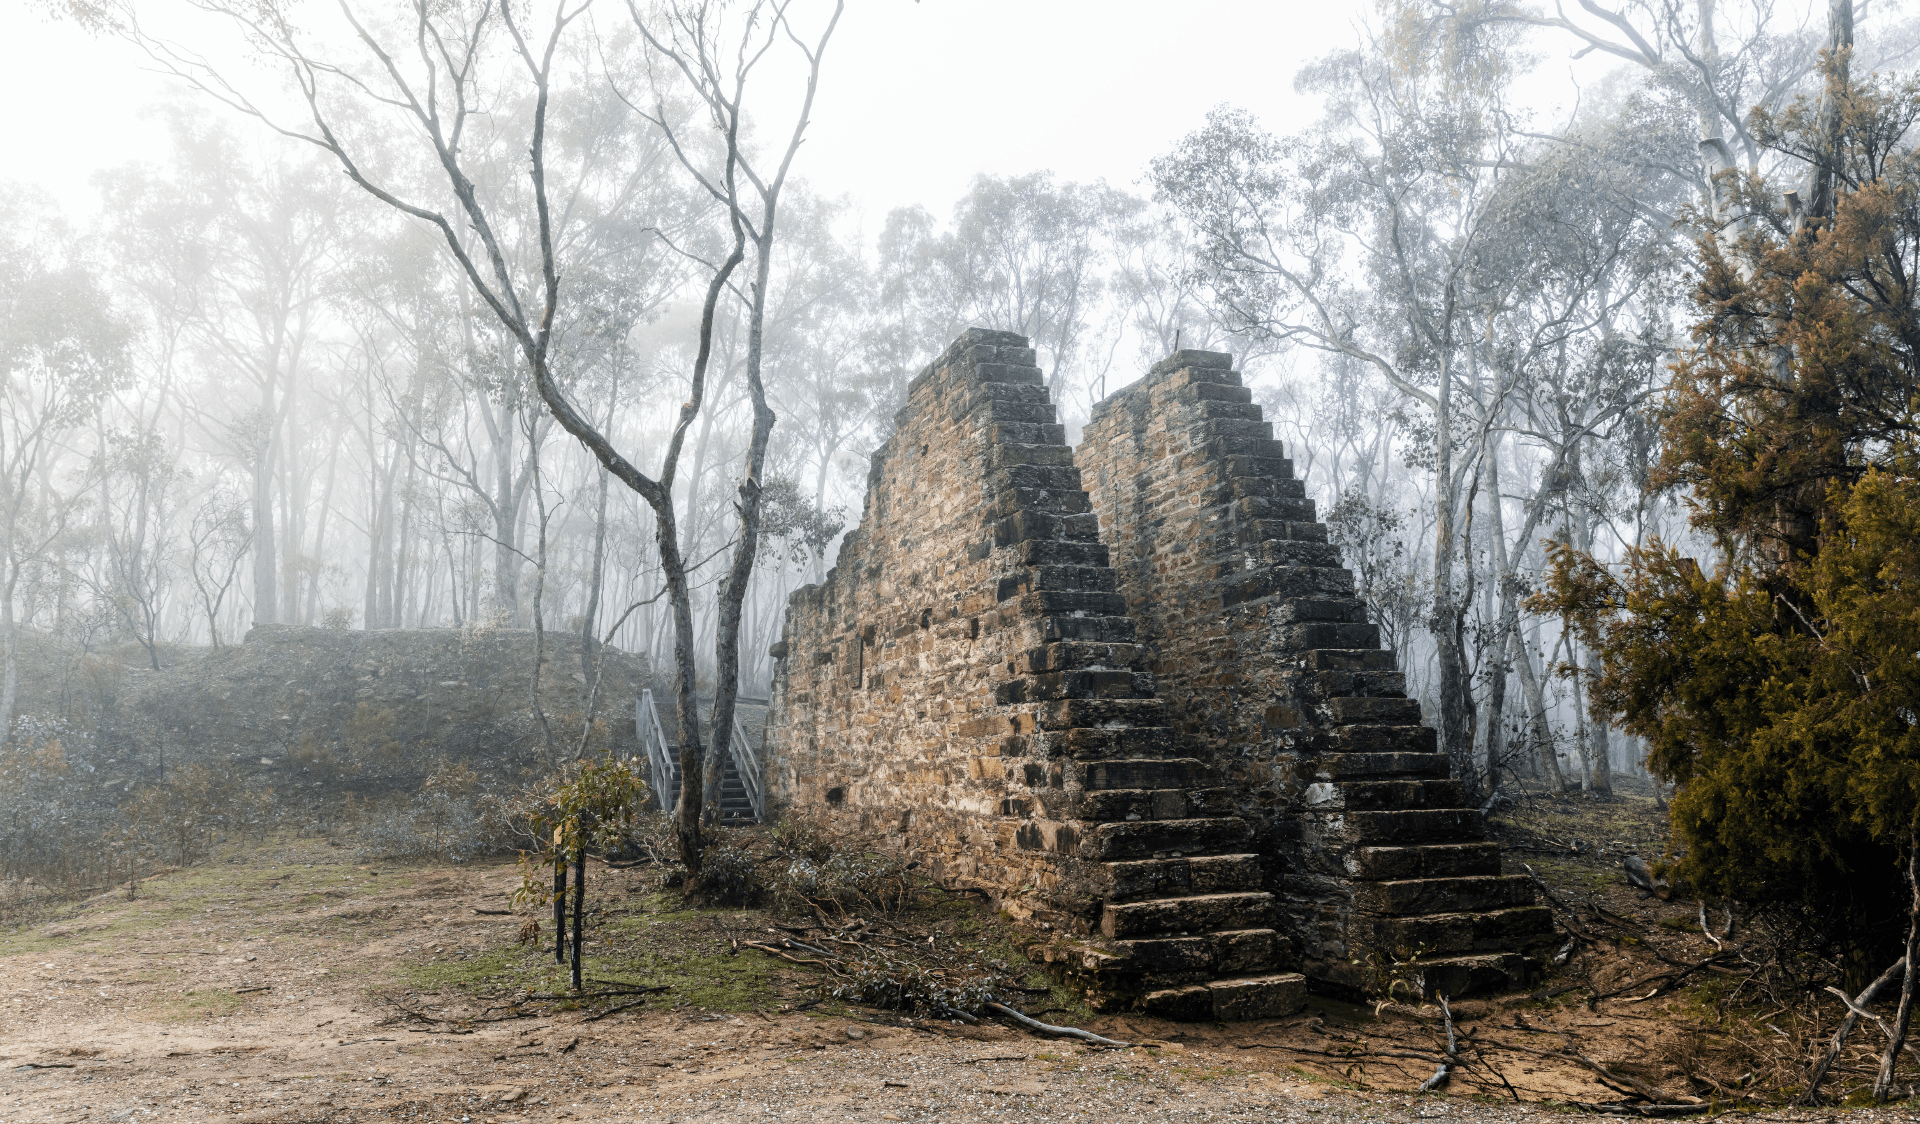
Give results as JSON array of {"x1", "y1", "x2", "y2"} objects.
[{"x1": 0, "y1": 797, "x2": 1916, "y2": 1124}]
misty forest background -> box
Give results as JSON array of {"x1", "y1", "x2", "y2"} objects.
[{"x1": 1, "y1": 0, "x2": 1902, "y2": 808}]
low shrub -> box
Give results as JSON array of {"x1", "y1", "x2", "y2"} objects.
[
  {"x1": 776, "y1": 849, "x2": 916, "y2": 919},
  {"x1": 699, "y1": 834, "x2": 763, "y2": 905}
]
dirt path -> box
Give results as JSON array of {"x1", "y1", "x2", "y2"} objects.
[{"x1": 0, "y1": 842, "x2": 1912, "y2": 1123}]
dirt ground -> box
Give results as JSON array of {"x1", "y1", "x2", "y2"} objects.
[{"x1": 2, "y1": 814, "x2": 1918, "y2": 1123}]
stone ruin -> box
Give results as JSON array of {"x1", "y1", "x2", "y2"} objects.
[{"x1": 763, "y1": 329, "x2": 1552, "y2": 1018}]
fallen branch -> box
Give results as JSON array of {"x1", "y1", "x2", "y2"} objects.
[
  {"x1": 584, "y1": 998, "x2": 652, "y2": 1022},
  {"x1": 524, "y1": 987, "x2": 668, "y2": 1000},
  {"x1": 741, "y1": 940, "x2": 846, "y2": 975},
  {"x1": 984, "y1": 1002, "x2": 1130, "y2": 1047},
  {"x1": 1803, "y1": 956, "x2": 1906, "y2": 1104},
  {"x1": 1233, "y1": 1042, "x2": 1443, "y2": 1063},
  {"x1": 1420, "y1": 994, "x2": 1458, "y2": 1093},
  {"x1": 1697, "y1": 902, "x2": 1723, "y2": 951},
  {"x1": 1567, "y1": 1101, "x2": 1713, "y2": 1117},
  {"x1": 1480, "y1": 1035, "x2": 1695, "y2": 1106}
]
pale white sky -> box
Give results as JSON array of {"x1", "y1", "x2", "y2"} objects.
[{"x1": 0, "y1": 0, "x2": 1444, "y2": 225}]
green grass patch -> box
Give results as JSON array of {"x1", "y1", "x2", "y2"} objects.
[
  {"x1": 155, "y1": 987, "x2": 247, "y2": 1022},
  {"x1": 401, "y1": 945, "x2": 535, "y2": 993}
]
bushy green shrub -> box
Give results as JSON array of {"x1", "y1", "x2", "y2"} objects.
[{"x1": 699, "y1": 834, "x2": 763, "y2": 905}]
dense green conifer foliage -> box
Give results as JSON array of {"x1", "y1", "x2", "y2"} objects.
[{"x1": 1545, "y1": 69, "x2": 1920, "y2": 959}]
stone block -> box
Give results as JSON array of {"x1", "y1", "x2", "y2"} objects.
[
  {"x1": 1101, "y1": 891, "x2": 1273, "y2": 939},
  {"x1": 1347, "y1": 843, "x2": 1502, "y2": 880},
  {"x1": 1207, "y1": 974, "x2": 1307, "y2": 1020},
  {"x1": 1141, "y1": 984, "x2": 1214, "y2": 1021},
  {"x1": 1085, "y1": 817, "x2": 1251, "y2": 860},
  {"x1": 1352, "y1": 875, "x2": 1537, "y2": 917}
]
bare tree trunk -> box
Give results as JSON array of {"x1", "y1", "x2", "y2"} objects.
[
  {"x1": 579, "y1": 463, "x2": 610, "y2": 746},
  {"x1": 1431, "y1": 349, "x2": 1476, "y2": 772},
  {"x1": 552, "y1": 857, "x2": 567, "y2": 964},
  {"x1": 0, "y1": 576, "x2": 16, "y2": 750},
  {"x1": 706, "y1": 243, "x2": 778, "y2": 825},
  {"x1": 1876, "y1": 829, "x2": 1920, "y2": 1100},
  {"x1": 569, "y1": 844, "x2": 586, "y2": 992},
  {"x1": 306, "y1": 428, "x2": 342, "y2": 624},
  {"x1": 1512, "y1": 625, "x2": 1564, "y2": 790},
  {"x1": 529, "y1": 435, "x2": 557, "y2": 764},
  {"x1": 1575, "y1": 509, "x2": 1613, "y2": 797},
  {"x1": 252, "y1": 420, "x2": 278, "y2": 627},
  {"x1": 1802, "y1": 0, "x2": 1855, "y2": 227},
  {"x1": 1481, "y1": 434, "x2": 1512, "y2": 797},
  {"x1": 492, "y1": 398, "x2": 523, "y2": 625}
]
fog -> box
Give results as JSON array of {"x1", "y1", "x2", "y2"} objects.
[{"x1": 0, "y1": 0, "x2": 1895, "y2": 787}]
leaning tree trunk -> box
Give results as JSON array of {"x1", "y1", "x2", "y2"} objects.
[
  {"x1": 704, "y1": 231, "x2": 780, "y2": 827},
  {"x1": 662, "y1": 528, "x2": 705, "y2": 872},
  {"x1": 1876, "y1": 830, "x2": 1920, "y2": 1100},
  {"x1": 1512, "y1": 626, "x2": 1564, "y2": 789}
]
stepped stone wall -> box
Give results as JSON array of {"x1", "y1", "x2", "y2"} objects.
[
  {"x1": 1075, "y1": 350, "x2": 1551, "y2": 995},
  {"x1": 766, "y1": 331, "x2": 1547, "y2": 1013}
]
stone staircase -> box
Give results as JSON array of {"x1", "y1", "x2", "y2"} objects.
[
  {"x1": 1074, "y1": 349, "x2": 1554, "y2": 999},
  {"x1": 1283, "y1": 633, "x2": 1552, "y2": 995},
  {"x1": 1053, "y1": 697, "x2": 1306, "y2": 1019},
  {"x1": 951, "y1": 350, "x2": 1308, "y2": 1020}
]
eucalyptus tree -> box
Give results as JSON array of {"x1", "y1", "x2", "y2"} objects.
[
  {"x1": 1153, "y1": 7, "x2": 1538, "y2": 773},
  {"x1": 1152, "y1": 0, "x2": 1713, "y2": 792},
  {"x1": 625, "y1": 0, "x2": 845, "y2": 826},
  {"x1": 0, "y1": 190, "x2": 130, "y2": 743},
  {"x1": 126, "y1": 0, "x2": 843, "y2": 874},
  {"x1": 96, "y1": 116, "x2": 351, "y2": 630}
]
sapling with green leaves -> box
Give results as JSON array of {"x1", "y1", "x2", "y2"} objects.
[{"x1": 516, "y1": 758, "x2": 648, "y2": 993}]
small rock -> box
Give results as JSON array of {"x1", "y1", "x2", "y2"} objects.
[{"x1": 845, "y1": 1027, "x2": 865, "y2": 1040}]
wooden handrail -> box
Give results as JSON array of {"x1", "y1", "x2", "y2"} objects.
[
  {"x1": 636, "y1": 690, "x2": 676, "y2": 814},
  {"x1": 728, "y1": 710, "x2": 765, "y2": 821},
  {"x1": 636, "y1": 688, "x2": 764, "y2": 822}
]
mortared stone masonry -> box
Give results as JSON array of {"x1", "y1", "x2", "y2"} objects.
[
  {"x1": 764, "y1": 331, "x2": 1548, "y2": 1013},
  {"x1": 1076, "y1": 349, "x2": 1553, "y2": 998}
]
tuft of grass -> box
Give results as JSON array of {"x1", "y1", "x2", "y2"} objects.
[
  {"x1": 402, "y1": 945, "x2": 535, "y2": 993},
  {"x1": 155, "y1": 987, "x2": 247, "y2": 1022}
]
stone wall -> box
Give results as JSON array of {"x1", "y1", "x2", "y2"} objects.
[
  {"x1": 767, "y1": 331, "x2": 1548, "y2": 1011},
  {"x1": 9, "y1": 624, "x2": 648, "y2": 798},
  {"x1": 1076, "y1": 350, "x2": 1550, "y2": 995},
  {"x1": 766, "y1": 328, "x2": 1164, "y2": 922},
  {"x1": 766, "y1": 331, "x2": 1307, "y2": 1019}
]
